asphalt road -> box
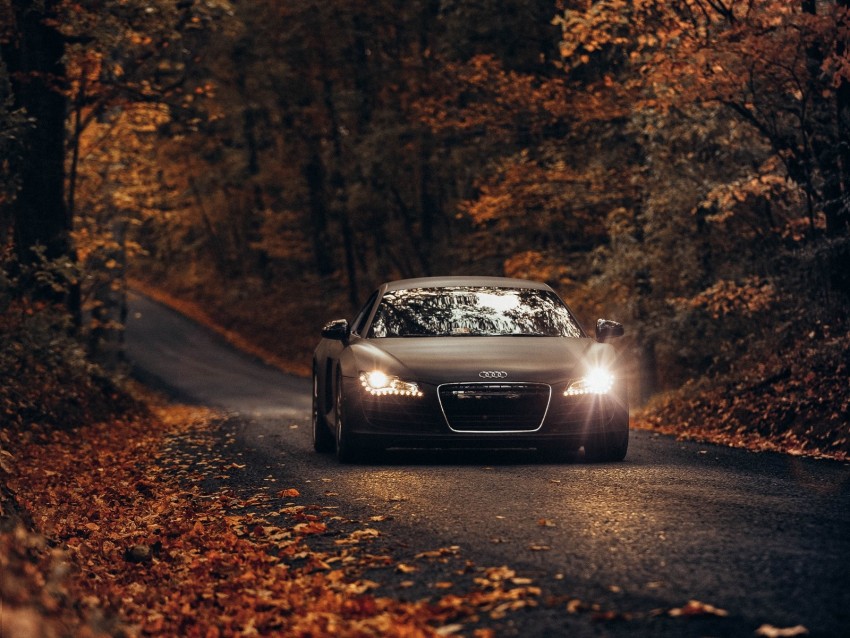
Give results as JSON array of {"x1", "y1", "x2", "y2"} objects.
[{"x1": 126, "y1": 291, "x2": 850, "y2": 637}]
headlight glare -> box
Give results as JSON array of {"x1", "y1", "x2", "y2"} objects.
[
  {"x1": 359, "y1": 371, "x2": 423, "y2": 397},
  {"x1": 365, "y1": 371, "x2": 389, "y2": 390},
  {"x1": 564, "y1": 368, "x2": 615, "y2": 396}
]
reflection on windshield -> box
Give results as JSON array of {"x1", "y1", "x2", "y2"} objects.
[{"x1": 368, "y1": 287, "x2": 583, "y2": 338}]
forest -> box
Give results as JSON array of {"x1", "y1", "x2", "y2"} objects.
[
  {"x1": 2, "y1": 0, "x2": 850, "y2": 451},
  {"x1": 1, "y1": 2, "x2": 850, "y2": 635}
]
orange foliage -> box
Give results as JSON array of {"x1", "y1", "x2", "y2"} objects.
[
  {"x1": 673, "y1": 277, "x2": 777, "y2": 320},
  {"x1": 416, "y1": 53, "x2": 631, "y2": 138},
  {"x1": 503, "y1": 251, "x2": 569, "y2": 284},
  {"x1": 556, "y1": 1, "x2": 850, "y2": 108},
  {"x1": 461, "y1": 154, "x2": 609, "y2": 241}
]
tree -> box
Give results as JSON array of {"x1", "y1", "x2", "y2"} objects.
[
  {"x1": 548, "y1": 0, "x2": 850, "y2": 394},
  {"x1": 1, "y1": 0, "x2": 68, "y2": 271},
  {"x1": 0, "y1": 55, "x2": 28, "y2": 239},
  {"x1": 138, "y1": 0, "x2": 453, "y2": 307},
  {"x1": 60, "y1": 0, "x2": 231, "y2": 351},
  {"x1": 555, "y1": 0, "x2": 850, "y2": 239}
]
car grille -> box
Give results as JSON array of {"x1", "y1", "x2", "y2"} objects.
[{"x1": 438, "y1": 383, "x2": 551, "y2": 432}]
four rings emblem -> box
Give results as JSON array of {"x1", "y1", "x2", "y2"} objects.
[{"x1": 479, "y1": 370, "x2": 508, "y2": 379}]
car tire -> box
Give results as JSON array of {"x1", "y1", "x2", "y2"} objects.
[
  {"x1": 312, "y1": 369, "x2": 335, "y2": 453},
  {"x1": 334, "y1": 373, "x2": 362, "y2": 463},
  {"x1": 584, "y1": 410, "x2": 629, "y2": 462}
]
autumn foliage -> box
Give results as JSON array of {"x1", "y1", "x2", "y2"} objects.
[{"x1": 1, "y1": 3, "x2": 850, "y2": 634}]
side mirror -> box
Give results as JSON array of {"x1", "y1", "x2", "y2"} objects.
[
  {"x1": 596, "y1": 318, "x2": 624, "y2": 342},
  {"x1": 321, "y1": 319, "x2": 350, "y2": 341}
]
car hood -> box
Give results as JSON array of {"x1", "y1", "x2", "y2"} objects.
[{"x1": 347, "y1": 337, "x2": 615, "y2": 385}]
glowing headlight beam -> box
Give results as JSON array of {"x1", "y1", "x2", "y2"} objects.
[
  {"x1": 365, "y1": 371, "x2": 389, "y2": 390},
  {"x1": 564, "y1": 368, "x2": 615, "y2": 396},
  {"x1": 359, "y1": 371, "x2": 423, "y2": 397}
]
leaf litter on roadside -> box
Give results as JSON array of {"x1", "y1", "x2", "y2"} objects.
[
  {"x1": 1, "y1": 400, "x2": 561, "y2": 636},
  {"x1": 0, "y1": 394, "x2": 768, "y2": 636}
]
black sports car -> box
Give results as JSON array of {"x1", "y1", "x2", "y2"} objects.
[{"x1": 312, "y1": 276, "x2": 628, "y2": 462}]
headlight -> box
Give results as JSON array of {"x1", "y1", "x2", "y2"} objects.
[
  {"x1": 359, "y1": 371, "x2": 423, "y2": 397},
  {"x1": 564, "y1": 368, "x2": 615, "y2": 396}
]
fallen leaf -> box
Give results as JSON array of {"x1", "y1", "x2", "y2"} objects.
[
  {"x1": 755, "y1": 625, "x2": 809, "y2": 638},
  {"x1": 483, "y1": 566, "x2": 516, "y2": 581},
  {"x1": 334, "y1": 528, "x2": 381, "y2": 545},
  {"x1": 345, "y1": 579, "x2": 379, "y2": 594},
  {"x1": 396, "y1": 563, "x2": 418, "y2": 574},
  {"x1": 292, "y1": 521, "x2": 327, "y2": 535},
  {"x1": 668, "y1": 599, "x2": 729, "y2": 617},
  {"x1": 566, "y1": 598, "x2": 583, "y2": 614},
  {"x1": 415, "y1": 546, "x2": 460, "y2": 560},
  {"x1": 278, "y1": 488, "x2": 300, "y2": 498}
]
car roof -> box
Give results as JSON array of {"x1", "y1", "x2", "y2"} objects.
[{"x1": 381, "y1": 276, "x2": 554, "y2": 292}]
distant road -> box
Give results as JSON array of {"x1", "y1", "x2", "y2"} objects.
[
  {"x1": 126, "y1": 291, "x2": 850, "y2": 637},
  {"x1": 126, "y1": 292, "x2": 311, "y2": 417}
]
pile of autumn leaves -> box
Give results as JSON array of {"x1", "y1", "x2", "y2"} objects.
[
  {"x1": 0, "y1": 401, "x2": 542, "y2": 637},
  {"x1": 635, "y1": 326, "x2": 850, "y2": 461}
]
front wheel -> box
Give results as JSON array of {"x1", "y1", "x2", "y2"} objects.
[
  {"x1": 312, "y1": 370, "x2": 335, "y2": 453},
  {"x1": 334, "y1": 374, "x2": 362, "y2": 463}
]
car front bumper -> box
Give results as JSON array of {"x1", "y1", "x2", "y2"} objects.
[{"x1": 341, "y1": 376, "x2": 628, "y2": 450}]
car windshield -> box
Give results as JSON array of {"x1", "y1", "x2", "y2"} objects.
[{"x1": 368, "y1": 286, "x2": 583, "y2": 338}]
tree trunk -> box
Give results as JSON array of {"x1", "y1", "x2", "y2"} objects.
[
  {"x1": 3, "y1": 1, "x2": 69, "y2": 267},
  {"x1": 303, "y1": 149, "x2": 335, "y2": 277},
  {"x1": 833, "y1": 0, "x2": 850, "y2": 236}
]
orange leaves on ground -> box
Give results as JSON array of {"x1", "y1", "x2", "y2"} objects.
[
  {"x1": 634, "y1": 326, "x2": 850, "y2": 461},
  {"x1": 755, "y1": 624, "x2": 810, "y2": 637},
  {"x1": 415, "y1": 545, "x2": 461, "y2": 561},
  {"x1": 293, "y1": 520, "x2": 328, "y2": 536},
  {"x1": 334, "y1": 527, "x2": 380, "y2": 545},
  {"x1": 1, "y1": 399, "x2": 563, "y2": 636},
  {"x1": 668, "y1": 599, "x2": 729, "y2": 618}
]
